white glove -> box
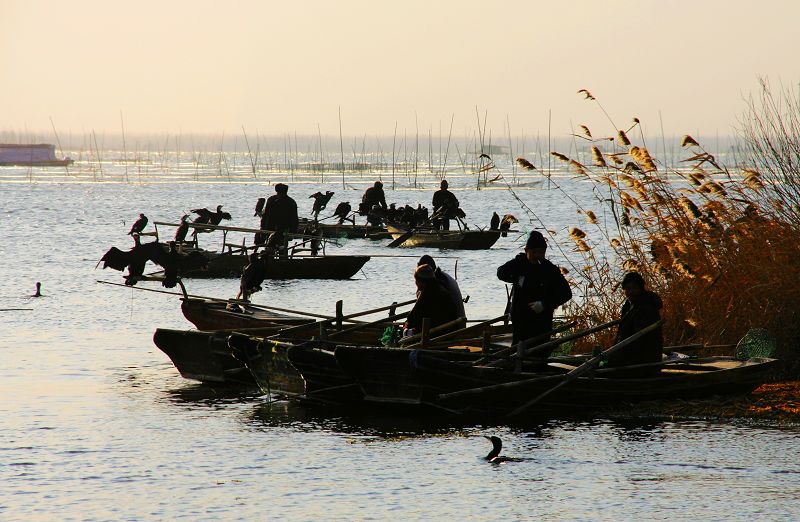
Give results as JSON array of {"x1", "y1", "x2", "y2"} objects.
[{"x1": 529, "y1": 301, "x2": 545, "y2": 314}]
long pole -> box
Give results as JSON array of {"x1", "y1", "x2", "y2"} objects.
[{"x1": 338, "y1": 106, "x2": 346, "y2": 189}]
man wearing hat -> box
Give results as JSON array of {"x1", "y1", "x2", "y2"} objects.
[
  {"x1": 417, "y1": 255, "x2": 465, "y2": 318},
  {"x1": 256, "y1": 183, "x2": 298, "y2": 247},
  {"x1": 431, "y1": 179, "x2": 460, "y2": 230},
  {"x1": 403, "y1": 264, "x2": 462, "y2": 336},
  {"x1": 359, "y1": 181, "x2": 387, "y2": 216},
  {"x1": 497, "y1": 231, "x2": 572, "y2": 352}
]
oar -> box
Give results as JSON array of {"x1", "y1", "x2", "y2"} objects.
[
  {"x1": 386, "y1": 227, "x2": 417, "y2": 248},
  {"x1": 471, "y1": 321, "x2": 576, "y2": 365},
  {"x1": 505, "y1": 320, "x2": 663, "y2": 418},
  {"x1": 327, "y1": 311, "x2": 410, "y2": 339},
  {"x1": 400, "y1": 315, "x2": 507, "y2": 348}
]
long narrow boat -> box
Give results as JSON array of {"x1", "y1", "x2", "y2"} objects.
[
  {"x1": 385, "y1": 225, "x2": 501, "y2": 249},
  {"x1": 180, "y1": 297, "x2": 315, "y2": 331},
  {"x1": 298, "y1": 218, "x2": 390, "y2": 240},
  {"x1": 332, "y1": 346, "x2": 781, "y2": 416},
  {"x1": 183, "y1": 250, "x2": 370, "y2": 279}
]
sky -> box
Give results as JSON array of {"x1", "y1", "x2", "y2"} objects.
[{"x1": 2, "y1": 0, "x2": 799, "y2": 139}]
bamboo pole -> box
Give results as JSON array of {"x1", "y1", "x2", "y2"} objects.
[
  {"x1": 400, "y1": 315, "x2": 506, "y2": 348},
  {"x1": 506, "y1": 320, "x2": 663, "y2": 418}
]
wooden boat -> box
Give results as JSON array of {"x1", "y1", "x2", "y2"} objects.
[
  {"x1": 182, "y1": 250, "x2": 370, "y2": 279},
  {"x1": 298, "y1": 218, "x2": 390, "y2": 240},
  {"x1": 150, "y1": 221, "x2": 371, "y2": 279},
  {"x1": 153, "y1": 328, "x2": 257, "y2": 385},
  {"x1": 332, "y1": 346, "x2": 782, "y2": 417},
  {"x1": 180, "y1": 297, "x2": 315, "y2": 331},
  {"x1": 385, "y1": 224, "x2": 501, "y2": 249}
]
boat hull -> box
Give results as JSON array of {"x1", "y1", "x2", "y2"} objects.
[
  {"x1": 153, "y1": 328, "x2": 255, "y2": 385},
  {"x1": 385, "y1": 225, "x2": 500, "y2": 249},
  {"x1": 180, "y1": 298, "x2": 314, "y2": 331},
  {"x1": 333, "y1": 346, "x2": 782, "y2": 417},
  {"x1": 184, "y1": 253, "x2": 370, "y2": 279}
]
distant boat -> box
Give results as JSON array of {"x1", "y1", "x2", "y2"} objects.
[{"x1": 0, "y1": 144, "x2": 74, "y2": 167}]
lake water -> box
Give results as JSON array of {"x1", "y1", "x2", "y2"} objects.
[{"x1": 1, "y1": 168, "x2": 799, "y2": 520}]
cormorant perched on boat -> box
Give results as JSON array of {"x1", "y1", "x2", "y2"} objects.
[
  {"x1": 254, "y1": 197, "x2": 266, "y2": 217},
  {"x1": 309, "y1": 191, "x2": 335, "y2": 220},
  {"x1": 96, "y1": 237, "x2": 209, "y2": 287},
  {"x1": 333, "y1": 201, "x2": 352, "y2": 225},
  {"x1": 490, "y1": 212, "x2": 500, "y2": 230},
  {"x1": 191, "y1": 205, "x2": 231, "y2": 232},
  {"x1": 128, "y1": 213, "x2": 148, "y2": 236},
  {"x1": 483, "y1": 436, "x2": 519, "y2": 464},
  {"x1": 174, "y1": 215, "x2": 190, "y2": 243},
  {"x1": 499, "y1": 214, "x2": 518, "y2": 237}
]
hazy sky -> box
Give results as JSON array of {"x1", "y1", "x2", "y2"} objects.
[{"x1": 2, "y1": 0, "x2": 799, "y2": 138}]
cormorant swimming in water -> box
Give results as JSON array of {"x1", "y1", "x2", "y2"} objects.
[
  {"x1": 490, "y1": 212, "x2": 500, "y2": 230},
  {"x1": 128, "y1": 213, "x2": 148, "y2": 236},
  {"x1": 32, "y1": 282, "x2": 43, "y2": 297},
  {"x1": 174, "y1": 215, "x2": 190, "y2": 243},
  {"x1": 483, "y1": 436, "x2": 519, "y2": 464}
]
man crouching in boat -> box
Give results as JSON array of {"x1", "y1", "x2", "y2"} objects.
[
  {"x1": 403, "y1": 264, "x2": 462, "y2": 337},
  {"x1": 496, "y1": 231, "x2": 572, "y2": 355},
  {"x1": 605, "y1": 272, "x2": 663, "y2": 375},
  {"x1": 416, "y1": 255, "x2": 465, "y2": 319}
]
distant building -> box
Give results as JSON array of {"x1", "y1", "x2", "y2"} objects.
[{"x1": 0, "y1": 144, "x2": 74, "y2": 166}]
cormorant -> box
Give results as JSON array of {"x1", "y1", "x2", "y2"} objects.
[
  {"x1": 499, "y1": 214, "x2": 518, "y2": 237},
  {"x1": 31, "y1": 282, "x2": 42, "y2": 297},
  {"x1": 96, "y1": 237, "x2": 209, "y2": 287},
  {"x1": 236, "y1": 253, "x2": 267, "y2": 301},
  {"x1": 483, "y1": 436, "x2": 519, "y2": 464},
  {"x1": 333, "y1": 202, "x2": 352, "y2": 225},
  {"x1": 490, "y1": 212, "x2": 500, "y2": 230},
  {"x1": 128, "y1": 213, "x2": 148, "y2": 236},
  {"x1": 191, "y1": 205, "x2": 231, "y2": 232},
  {"x1": 254, "y1": 197, "x2": 266, "y2": 217},
  {"x1": 174, "y1": 215, "x2": 190, "y2": 243},
  {"x1": 309, "y1": 191, "x2": 335, "y2": 220}
]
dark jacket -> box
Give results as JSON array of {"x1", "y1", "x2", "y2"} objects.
[
  {"x1": 263, "y1": 194, "x2": 298, "y2": 233},
  {"x1": 432, "y1": 189, "x2": 459, "y2": 215},
  {"x1": 607, "y1": 290, "x2": 663, "y2": 369},
  {"x1": 406, "y1": 280, "x2": 460, "y2": 333},
  {"x1": 497, "y1": 253, "x2": 572, "y2": 344},
  {"x1": 362, "y1": 186, "x2": 387, "y2": 209}
]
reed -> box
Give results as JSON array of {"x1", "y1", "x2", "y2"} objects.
[{"x1": 522, "y1": 85, "x2": 800, "y2": 370}]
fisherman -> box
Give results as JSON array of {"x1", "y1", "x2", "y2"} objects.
[
  {"x1": 496, "y1": 231, "x2": 572, "y2": 354},
  {"x1": 403, "y1": 264, "x2": 461, "y2": 336},
  {"x1": 605, "y1": 271, "x2": 664, "y2": 372},
  {"x1": 417, "y1": 255, "x2": 465, "y2": 319},
  {"x1": 257, "y1": 183, "x2": 298, "y2": 248},
  {"x1": 431, "y1": 179, "x2": 460, "y2": 230},
  {"x1": 360, "y1": 181, "x2": 387, "y2": 216}
]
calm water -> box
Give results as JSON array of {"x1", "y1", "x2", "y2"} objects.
[{"x1": 1, "y1": 172, "x2": 799, "y2": 520}]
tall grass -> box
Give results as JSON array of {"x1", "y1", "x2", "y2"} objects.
[{"x1": 518, "y1": 84, "x2": 800, "y2": 371}]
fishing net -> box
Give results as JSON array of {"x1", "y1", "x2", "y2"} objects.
[
  {"x1": 734, "y1": 328, "x2": 776, "y2": 360},
  {"x1": 380, "y1": 325, "x2": 401, "y2": 346}
]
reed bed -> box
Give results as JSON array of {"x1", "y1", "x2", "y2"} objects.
[{"x1": 518, "y1": 84, "x2": 800, "y2": 371}]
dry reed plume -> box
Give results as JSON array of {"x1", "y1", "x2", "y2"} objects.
[{"x1": 522, "y1": 83, "x2": 800, "y2": 371}]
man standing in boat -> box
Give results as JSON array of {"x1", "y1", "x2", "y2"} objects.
[
  {"x1": 496, "y1": 231, "x2": 572, "y2": 354},
  {"x1": 257, "y1": 183, "x2": 298, "y2": 249},
  {"x1": 359, "y1": 181, "x2": 387, "y2": 217},
  {"x1": 417, "y1": 255, "x2": 465, "y2": 319},
  {"x1": 432, "y1": 179, "x2": 460, "y2": 230},
  {"x1": 605, "y1": 271, "x2": 663, "y2": 373}
]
